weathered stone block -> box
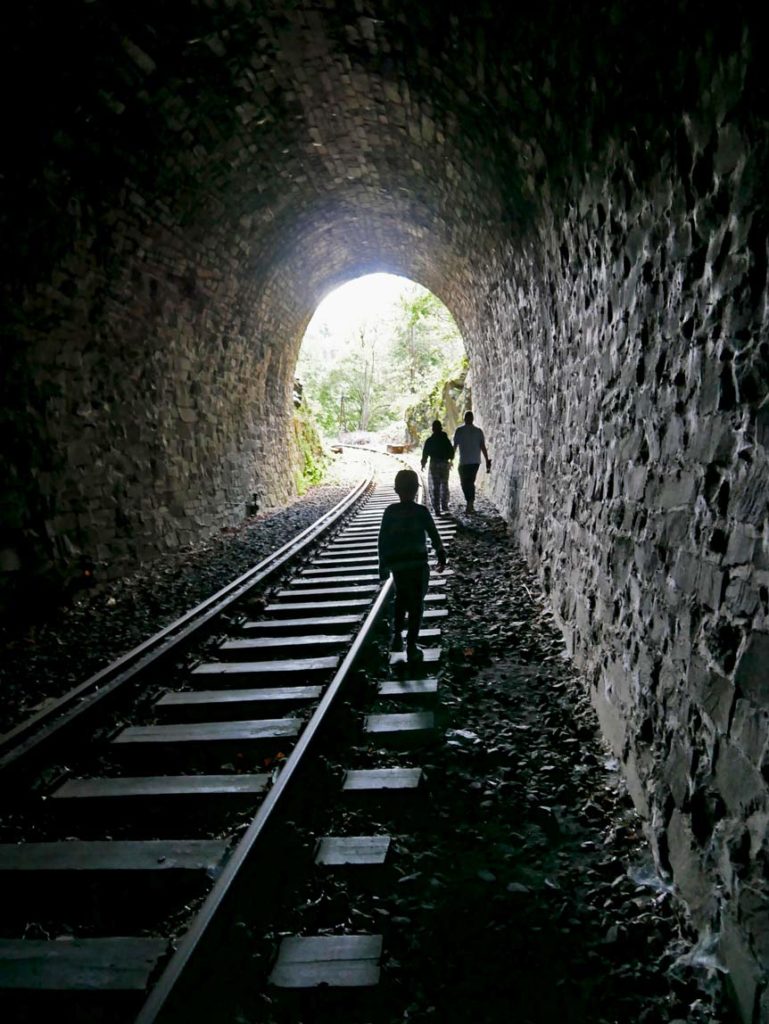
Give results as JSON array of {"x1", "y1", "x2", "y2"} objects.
[
  {"x1": 726, "y1": 526, "x2": 757, "y2": 566},
  {"x1": 720, "y1": 914, "x2": 764, "y2": 1024},
  {"x1": 623, "y1": 463, "x2": 646, "y2": 500},
  {"x1": 663, "y1": 737, "x2": 691, "y2": 808},
  {"x1": 697, "y1": 560, "x2": 724, "y2": 610},
  {"x1": 724, "y1": 576, "x2": 760, "y2": 618},
  {"x1": 666, "y1": 809, "x2": 714, "y2": 920},
  {"x1": 732, "y1": 470, "x2": 769, "y2": 526},
  {"x1": 671, "y1": 549, "x2": 699, "y2": 592},
  {"x1": 689, "y1": 656, "x2": 734, "y2": 734},
  {"x1": 731, "y1": 699, "x2": 769, "y2": 766},
  {"x1": 655, "y1": 471, "x2": 698, "y2": 510},
  {"x1": 715, "y1": 742, "x2": 766, "y2": 816},
  {"x1": 658, "y1": 509, "x2": 691, "y2": 547},
  {"x1": 734, "y1": 631, "x2": 769, "y2": 709}
]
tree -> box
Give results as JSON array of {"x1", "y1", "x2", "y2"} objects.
[
  {"x1": 295, "y1": 277, "x2": 465, "y2": 439},
  {"x1": 390, "y1": 290, "x2": 464, "y2": 399}
]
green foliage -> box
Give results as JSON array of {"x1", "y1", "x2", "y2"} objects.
[
  {"x1": 296, "y1": 279, "x2": 465, "y2": 439},
  {"x1": 292, "y1": 405, "x2": 328, "y2": 494},
  {"x1": 404, "y1": 354, "x2": 469, "y2": 445},
  {"x1": 390, "y1": 290, "x2": 465, "y2": 399}
]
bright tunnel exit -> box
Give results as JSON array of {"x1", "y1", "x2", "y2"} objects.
[{"x1": 296, "y1": 274, "x2": 467, "y2": 446}]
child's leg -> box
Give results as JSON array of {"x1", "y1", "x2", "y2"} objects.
[
  {"x1": 392, "y1": 574, "x2": 407, "y2": 639},
  {"x1": 404, "y1": 566, "x2": 429, "y2": 647}
]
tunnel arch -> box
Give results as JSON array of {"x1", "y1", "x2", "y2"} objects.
[
  {"x1": 295, "y1": 270, "x2": 468, "y2": 440},
  {"x1": 2, "y1": 4, "x2": 768, "y2": 1018}
]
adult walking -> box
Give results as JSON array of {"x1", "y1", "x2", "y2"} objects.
[
  {"x1": 452, "y1": 410, "x2": 491, "y2": 514},
  {"x1": 420, "y1": 419, "x2": 454, "y2": 515}
]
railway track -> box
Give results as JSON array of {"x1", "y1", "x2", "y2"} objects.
[{"x1": 0, "y1": 456, "x2": 454, "y2": 1023}]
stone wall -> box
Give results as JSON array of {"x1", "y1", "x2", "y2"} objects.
[
  {"x1": 474, "y1": 47, "x2": 769, "y2": 1024},
  {"x1": 1, "y1": 211, "x2": 298, "y2": 587}
]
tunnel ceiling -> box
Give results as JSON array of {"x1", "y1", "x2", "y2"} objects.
[{"x1": 4, "y1": 0, "x2": 751, "y2": 341}]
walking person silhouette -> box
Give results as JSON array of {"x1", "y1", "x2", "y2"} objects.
[
  {"x1": 378, "y1": 469, "x2": 447, "y2": 662},
  {"x1": 420, "y1": 419, "x2": 454, "y2": 515},
  {"x1": 452, "y1": 411, "x2": 491, "y2": 514}
]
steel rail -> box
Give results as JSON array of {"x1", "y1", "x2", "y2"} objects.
[
  {"x1": 0, "y1": 475, "x2": 373, "y2": 778},
  {"x1": 134, "y1": 576, "x2": 394, "y2": 1024},
  {"x1": 135, "y1": 466, "x2": 423, "y2": 1023}
]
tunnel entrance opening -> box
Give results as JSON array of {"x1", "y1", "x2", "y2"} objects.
[{"x1": 295, "y1": 273, "x2": 467, "y2": 449}]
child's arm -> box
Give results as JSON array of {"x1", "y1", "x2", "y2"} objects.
[{"x1": 377, "y1": 510, "x2": 394, "y2": 580}]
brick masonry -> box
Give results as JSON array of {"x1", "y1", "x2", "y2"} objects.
[{"x1": 1, "y1": 3, "x2": 767, "y2": 1017}]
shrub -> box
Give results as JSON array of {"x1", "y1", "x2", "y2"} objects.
[{"x1": 292, "y1": 405, "x2": 328, "y2": 494}]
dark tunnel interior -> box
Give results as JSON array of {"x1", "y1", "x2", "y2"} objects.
[{"x1": 1, "y1": 2, "x2": 768, "y2": 1018}]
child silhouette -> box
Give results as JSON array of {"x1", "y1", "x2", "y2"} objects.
[{"x1": 378, "y1": 469, "x2": 447, "y2": 661}]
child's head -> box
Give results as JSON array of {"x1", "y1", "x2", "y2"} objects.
[
  {"x1": 394, "y1": 468, "x2": 419, "y2": 501},
  {"x1": 431, "y1": 419, "x2": 442, "y2": 433}
]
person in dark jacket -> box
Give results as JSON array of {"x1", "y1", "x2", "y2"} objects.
[
  {"x1": 378, "y1": 469, "x2": 447, "y2": 661},
  {"x1": 420, "y1": 419, "x2": 454, "y2": 515}
]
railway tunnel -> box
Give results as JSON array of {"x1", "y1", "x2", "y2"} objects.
[{"x1": 1, "y1": 0, "x2": 768, "y2": 1019}]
